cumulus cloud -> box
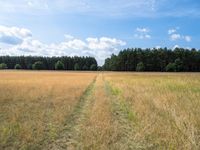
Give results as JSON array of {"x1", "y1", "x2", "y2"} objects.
[
  {"x1": 170, "y1": 33, "x2": 181, "y2": 41},
  {"x1": 0, "y1": 25, "x2": 32, "y2": 45},
  {"x1": 136, "y1": 27, "x2": 149, "y2": 33},
  {"x1": 87, "y1": 37, "x2": 126, "y2": 50},
  {"x1": 168, "y1": 29, "x2": 176, "y2": 34},
  {"x1": 184, "y1": 36, "x2": 191, "y2": 42},
  {"x1": 0, "y1": 25, "x2": 126, "y2": 65},
  {"x1": 168, "y1": 28, "x2": 191, "y2": 42},
  {"x1": 134, "y1": 27, "x2": 151, "y2": 39}
]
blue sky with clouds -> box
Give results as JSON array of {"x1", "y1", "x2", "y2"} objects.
[{"x1": 0, "y1": 0, "x2": 200, "y2": 65}]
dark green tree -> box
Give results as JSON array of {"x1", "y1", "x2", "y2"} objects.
[
  {"x1": 0, "y1": 63, "x2": 7, "y2": 69},
  {"x1": 174, "y1": 58, "x2": 183, "y2": 72},
  {"x1": 55, "y1": 61, "x2": 65, "y2": 70},
  {"x1": 74, "y1": 63, "x2": 80, "y2": 70},
  {"x1": 166, "y1": 63, "x2": 176, "y2": 72},
  {"x1": 82, "y1": 65, "x2": 89, "y2": 70},
  {"x1": 97, "y1": 66, "x2": 102, "y2": 71},
  {"x1": 103, "y1": 58, "x2": 111, "y2": 70},
  {"x1": 32, "y1": 61, "x2": 45, "y2": 70},
  {"x1": 136, "y1": 62, "x2": 145, "y2": 72},
  {"x1": 14, "y1": 64, "x2": 22, "y2": 69},
  {"x1": 27, "y1": 64, "x2": 32, "y2": 70},
  {"x1": 90, "y1": 64, "x2": 97, "y2": 71},
  {"x1": 0, "y1": 56, "x2": 97, "y2": 71},
  {"x1": 103, "y1": 47, "x2": 200, "y2": 72}
]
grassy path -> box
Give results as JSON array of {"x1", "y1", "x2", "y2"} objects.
[
  {"x1": 75, "y1": 73, "x2": 117, "y2": 149},
  {"x1": 45, "y1": 75, "x2": 97, "y2": 150},
  {"x1": 45, "y1": 73, "x2": 137, "y2": 150},
  {"x1": 104, "y1": 80, "x2": 141, "y2": 149}
]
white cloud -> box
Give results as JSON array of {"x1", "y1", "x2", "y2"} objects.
[
  {"x1": 0, "y1": 25, "x2": 126, "y2": 65},
  {"x1": 155, "y1": 45, "x2": 161, "y2": 49},
  {"x1": 0, "y1": 25, "x2": 32, "y2": 45},
  {"x1": 168, "y1": 28, "x2": 191, "y2": 42},
  {"x1": 136, "y1": 27, "x2": 149, "y2": 33},
  {"x1": 184, "y1": 36, "x2": 191, "y2": 42},
  {"x1": 134, "y1": 27, "x2": 151, "y2": 39},
  {"x1": 170, "y1": 34, "x2": 191, "y2": 42},
  {"x1": 168, "y1": 29, "x2": 176, "y2": 34},
  {"x1": 60, "y1": 39, "x2": 87, "y2": 50},
  {"x1": 64, "y1": 34, "x2": 74, "y2": 41},
  {"x1": 170, "y1": 34, "x2": 181, "y2": 41},
  {"x1": 145, "y1": 34, "x2": 151, "y2": 39}
]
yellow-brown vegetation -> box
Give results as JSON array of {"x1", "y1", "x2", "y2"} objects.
[
  {"x1": 105, "y1": 72, "x2": 200, "y2": 149},
  {"x1": 0, "y1": 71, "x2": 96, "y2": 149},
  {"x1": 0, "y1": 71, "x2": 200, "y2": 150}
]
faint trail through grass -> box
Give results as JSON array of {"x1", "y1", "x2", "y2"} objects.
[
  {"x1": 76, "y1": 73, "x2": 118, "y2": 150},
  {"x1": 45, "y1": 75, "x2": 97, "y2": 150},
  {"x1": 48, "y1": 74, "x2": 142, "y2": 150},
  {"x1": 104, "y1": 80, "x2": 143, "y2": 149},
  {"x1": 1, "y1": 72, "x2": 200, "y2": 150}
]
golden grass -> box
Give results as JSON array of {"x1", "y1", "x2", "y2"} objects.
[
  {"x1": 78, "y1": 74, "x2": 118, "y2": 150},
  {"x1": 1, "y1": 71, "x2": 200, "y2": 149},
  {"x1": 0, "y1": 71, "x2": 97, "y2": 149},
  {"x1": 105, "y1": 72, "x2": 200, "y2": 149}
]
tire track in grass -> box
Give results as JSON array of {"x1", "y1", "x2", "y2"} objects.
[
  {"x1": 76, "y1": 73, "x2": 118, "y2": 150},
  {"x1": 104, "y1": 80, "x2": 143, "y2": 150},
  {"x1": 45, "y1": 75, "x2": 97, "y2": 150}
]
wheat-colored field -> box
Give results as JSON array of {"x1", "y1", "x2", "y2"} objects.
[
  {"x1": 0, "y1": 71, "x2": 97, "y2": 149},
  {"x1": 0, "y1": 71, "x2": 200, "y2": 150},
  {"x1": 105, "y1": 73, "x2": 200, "y2": 149}
]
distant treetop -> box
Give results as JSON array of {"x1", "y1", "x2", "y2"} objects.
[
  {"x1": 103, "y1": 47, "x2": 200, "y2": 72},
  {"x1": 0, "y1": 56, "x2": 98, "y2": 71}
]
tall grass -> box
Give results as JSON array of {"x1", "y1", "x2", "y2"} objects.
[
  {"x1": 105, "y1": 73, "x2": 200, "y2": 149},
  {"x1": 78, "y1": 74, "x2": 118, "y2": 149},
  {"x1": 1, "y1": 71, "x2": 199, "y2": 149},
  {"x1": 0, "y1": 71, "x2": 96, "y2": 149}
]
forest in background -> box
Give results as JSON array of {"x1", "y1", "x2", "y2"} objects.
[
  {"x1": 0, "y1": 56, "x2": 98, "y2": 71},
  {"x1": 103, "y1": 48, "x2": 200, "y2": 72},
  {"x1": 0, "y1": 48, "x2": 200, "y2": 71}
]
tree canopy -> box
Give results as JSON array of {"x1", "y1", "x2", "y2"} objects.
[
  {"x1": 0, "y1": 47, "x2": 200, "y2": 72},
  {"x1": 166, "y1": 63, "x2": 176, "y2": 72},
  {"x1": 14, "y1": 64, "x2": 22, "y2": 69},
  {"x1": 103, "y1": 48, "x2": 200, "y2": 72},
  {"x1": 0, "y1": 56, "x2": 98, "y2": 71},
  {"x1": 136, "y1": 62, "x2": 145, "y2": 72},
  {"x1": 55, "y1": 61, "x2": 65, "y2": 70},
  {"x1": 0, "y1": 63, "x2": 7, "y2": 69},
  {"x1": 32, "y1": 61, "x2": 45, "y2": 70}
]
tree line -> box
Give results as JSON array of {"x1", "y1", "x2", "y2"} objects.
[
  {"x1": 103, "y1": 48, "x2": 200, "y2": 72},
  {"x1": 0, "y1": 56, "x2": 98, "y2": 71},
  {"x1": 0, "y1": 47, "x2": 200, "y2": 72}
]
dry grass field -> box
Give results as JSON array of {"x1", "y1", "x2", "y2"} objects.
[
  {"x1": 105, "y1": 73, "x2": 200, "y2": 149},
  {"x1": 0, "y1": 71, "x2": 200, "y2": 150},
  {"x1": 0, "y1": 71, "x2": 97, "y2": 149}
]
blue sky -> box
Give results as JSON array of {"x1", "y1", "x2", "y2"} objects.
[{"x1": 0, "y1": 0, "x2": 200, "y2": 65}]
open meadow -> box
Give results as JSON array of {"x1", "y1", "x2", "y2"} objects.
[
  {"x1": 0, "y1": 71, "x2": 97, "y2": 149},
  {"x1": 0, "y1": 71, "x2": 200, "y2": 150}
]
